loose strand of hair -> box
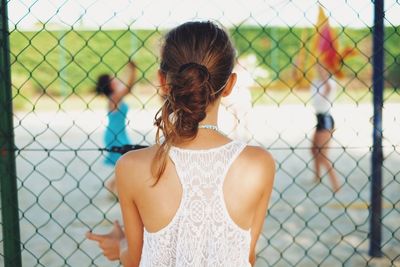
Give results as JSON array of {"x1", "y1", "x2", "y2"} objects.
[{"x1": 151, "y1": 100, "x2": 176, "y2": 186}]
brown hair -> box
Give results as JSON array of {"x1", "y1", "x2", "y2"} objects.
[
  {"x1": 152, "y1": 21, "x2": 236, "y2": 184},
  {"x1": 96, "y1": 74, "x2": 112, "y2": 97}
]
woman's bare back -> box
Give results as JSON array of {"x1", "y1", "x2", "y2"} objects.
[{"x1": 117, "y1": 134, "x2": 275, "y2": 267}]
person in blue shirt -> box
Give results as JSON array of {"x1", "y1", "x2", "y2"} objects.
[{"x1": 96, "y1": 61, "x2": 137, "y2": 194}]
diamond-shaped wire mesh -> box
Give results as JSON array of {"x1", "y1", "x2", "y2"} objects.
[{"x1": 1, "y1": 0, "x2": 399, "y2": 266}]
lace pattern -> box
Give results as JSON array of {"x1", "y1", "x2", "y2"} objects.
[{"x1": 139, "y1": 141, "x2": 251, "y2": 267}]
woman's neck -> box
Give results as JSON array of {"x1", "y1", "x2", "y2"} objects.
[{"x1": 199, "y1": 100, "x2": 220, "y2": 126}]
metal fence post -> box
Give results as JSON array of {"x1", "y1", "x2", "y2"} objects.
[
  {"x1": 0, "y1": 0, "x2": 22, "y2": 266},
  {"x1": 369, "y1": 0, "x2": 384, "y2": 258}
]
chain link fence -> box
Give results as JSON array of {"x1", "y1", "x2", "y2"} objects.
[{"x1": 1, "y1": 0, "x2": 399, "y2": 266}]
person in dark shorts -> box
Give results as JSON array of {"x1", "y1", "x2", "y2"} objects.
[
  {"x1": 310, "y1": 64, "x2": 339, "y2": 192},
  {"x1": 316, "y1": 113, "x2": 334, "y2": 131}
]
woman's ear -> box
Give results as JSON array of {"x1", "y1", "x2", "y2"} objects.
[
  {"x1": 158, "y1": 70, "x2": 169, "y2": 96},
  {"x1": 221, "y1": 73, "x2": 237, "y2": 97}
]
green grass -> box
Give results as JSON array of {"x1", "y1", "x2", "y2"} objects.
[
  {"x1": 10, "y1": 29, "x2": 164, "y2": 96},
  {"x1": 250, "y1": 87, "x2": 400, "y2": 106},
  {"x1": 9, "y1": 26, "x2": 400, "y2": 110}
]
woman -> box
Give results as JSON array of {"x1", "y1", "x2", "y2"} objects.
[
  {"x1": 310, "y1": 63, "x2": 340, "y2": 192},
  {"x1": 96, "y1": 61, "x2": 136, "y2": 194},
  {"x1": 116, "y1": 21, "x2": 275, "y2": 266}
]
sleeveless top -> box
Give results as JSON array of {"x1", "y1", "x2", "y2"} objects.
[
  {"x1": 104, "y1": 101, "x2": 131, "y2": 165},
  {"x1": 140, "y1": 140, "x2": 252, "y2": 267},
  {"x1": 310, "y1": 78, "x2": 337, "y2": 114}
]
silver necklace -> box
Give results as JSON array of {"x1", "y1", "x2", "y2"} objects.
[{"x1": 198, "y1": 124, "x2": 226, "y2": 136}]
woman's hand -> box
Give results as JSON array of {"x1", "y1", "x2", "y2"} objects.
[
  {"x1": 249, "y1": 250, "x2": 256, "y2": 266},
  {"x1": 86, "y1": 220, "x2": 125, "y2": 261}
]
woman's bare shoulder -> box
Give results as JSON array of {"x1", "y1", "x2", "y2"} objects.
[
  {"x1": 240, "y1": 145, "x2": 274, "y2": 166},
  {"x1": 115, "y1": 145, "x2": 159, "y2": 189},
  {"x1": 117, "y1": 145, "x2": 158, "y2": 165},
  {"x1": 237, "y1": 145, "x2": 275, "y2": 189}
]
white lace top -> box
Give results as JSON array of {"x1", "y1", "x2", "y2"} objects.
[{"x1": 139, "y1": 140, "x2": 251, "y2": 267}]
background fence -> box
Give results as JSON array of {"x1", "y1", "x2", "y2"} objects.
[{"x1": 1, "y1": 0, "x2": 399, "y2": 266}]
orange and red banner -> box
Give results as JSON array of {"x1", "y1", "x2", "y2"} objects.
[{"x1": 294, "y1": 6, "x2": 356, "y2": 85}]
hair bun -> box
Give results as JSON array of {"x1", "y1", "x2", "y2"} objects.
[
  {"x1": 178, "y1": 62, "x2": 210, "y2": 85},
  {"x1": 166, "y1": 62, "x2": 214, "y2": 136},
  {"x1": 179, "y1": 62, "x2": 209, "y2": 74},
  {"x1": 170, "y1": 61, "x2": 212, "y2": 108}
]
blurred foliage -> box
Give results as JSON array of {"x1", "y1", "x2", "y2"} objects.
[
  {"x1": 9, "y1": 26, "x2": 400, "y2": 99},
  {"x1": 386, "y1": 56, "x2": 400, "y2": 89}
]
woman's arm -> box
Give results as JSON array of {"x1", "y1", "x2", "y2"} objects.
[
  {"x1": 248, "y1": 149, "x2": 275, "y2": 266},
  {"x1": 109, "y1": 61, "x2": 137, "y2": 110},
  {"x1": 121, "y1": 61, "x2": 137, "y2": 94},
  {"x1": 116, "y1": 154, "x2": 144, "y2": 267}
]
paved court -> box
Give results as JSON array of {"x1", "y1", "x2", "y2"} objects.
[{"x1": 5, "y1": 102, "x2": 400, "y2": 266}]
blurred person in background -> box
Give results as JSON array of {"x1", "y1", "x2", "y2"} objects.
[
  {"x1": 310, "y1": 63, "x2": 339, "y2": 192},
  {"x1": 96, "y1": 61, "x2": 137, "y2": 194}
]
